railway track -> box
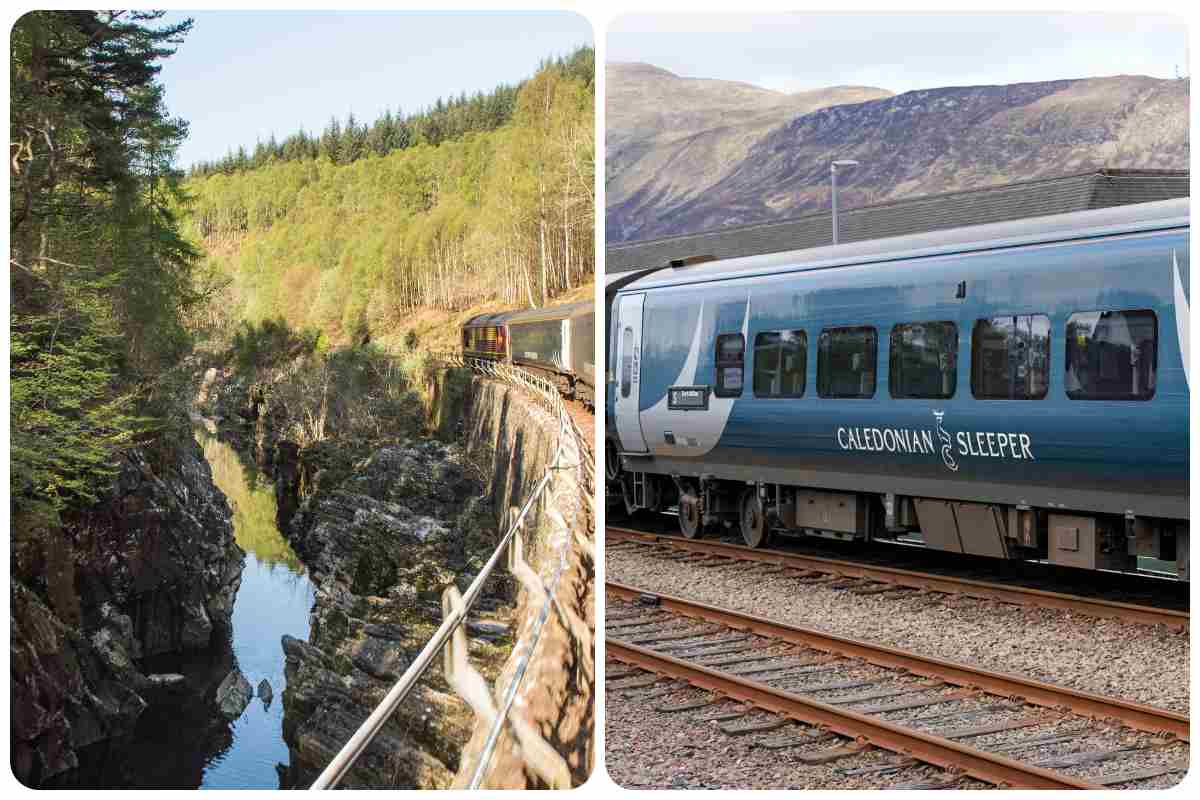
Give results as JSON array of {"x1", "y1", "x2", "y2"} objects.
[
  {"x1": 606, "y1": 582, "x2": 1188, "y2": 789},
  {"x1": 607, "y1": 526, "x2": 1188, "y2": 631}
]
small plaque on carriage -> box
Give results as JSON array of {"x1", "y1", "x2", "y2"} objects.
[{"x1": 668, "y1": 385, "x2": 709, "y2": 410}]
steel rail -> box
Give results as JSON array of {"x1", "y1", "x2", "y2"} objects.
[
  {"x1": 607, "y1": 526, "x2": 1188, "y2": 631},
  {"x1": 607, "y1": 637, "x2": 1098, "y2": 789},
  {"x1": 605, "y1": 581, "x2": 1188, "y2": 742}
]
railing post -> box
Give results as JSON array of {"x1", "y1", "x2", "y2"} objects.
[
  {"x1": 506, "y1": 506, "x2": 523, "y2": 575},
  {"x1": 441, "y1": 585, "x2": 498, "y2": 727}
]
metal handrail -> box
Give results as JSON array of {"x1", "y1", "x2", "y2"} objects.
[
  {"x1": 311, "y1": 349, "x2": 589, "y2": 789},
  {"x1": 466, "y1": 400, "x2": 587, "y2": 787}
]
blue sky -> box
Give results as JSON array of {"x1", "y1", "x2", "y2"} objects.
[
  {"x1": 157, "y1": 11, "x2": 592, "y2": 168},
  {"x1": 608, "y1": 13, "x2": 1188, "y2": 95}
]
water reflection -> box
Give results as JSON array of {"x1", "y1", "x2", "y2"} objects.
[
  {"x1": 199, "y1": 429, "x2": 304, "y2": 575},
  {"x1": 193, "y1": 425, "x2": 315, "y2": 789}
]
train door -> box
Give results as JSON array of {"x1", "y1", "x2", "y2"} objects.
[{"x1": 614, "y1": 293, "x2": 649, "y2": 453}]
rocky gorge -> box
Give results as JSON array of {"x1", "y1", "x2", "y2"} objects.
[
  {"x1": 11, "y1": 350, "x2": 594, "y2": 789},
  {"x1": 11, "y1": 431, "x2": 244, "y2": 786},
  {"x1": 195, "y1": 359, "x2": 538, "y2": 788}
]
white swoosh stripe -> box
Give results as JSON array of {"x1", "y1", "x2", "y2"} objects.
[
  {"x1": 1173, "y1": 249, "x2": 1189, "y2": 387},
  {"x1": 641, "y1": 296, "x2": 750, "y2": 457}
]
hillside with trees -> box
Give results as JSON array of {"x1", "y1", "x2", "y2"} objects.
[{"x1": 181, "y1": 48, "x2": 595, "y2": 346}]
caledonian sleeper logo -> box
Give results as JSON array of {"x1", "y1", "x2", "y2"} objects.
[{"x1": 836, "y1": 409, "x2": 1034, "y2": 472}]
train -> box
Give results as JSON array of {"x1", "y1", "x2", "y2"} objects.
[
  {"x1": 605, "y1": 198, "x2": 1190, "y2": 580},
  {"x1": 461, "y1": 300, "x2": 596, "y2": 406}
]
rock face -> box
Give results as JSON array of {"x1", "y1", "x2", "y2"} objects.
[
  {"x1": 10, "y1": 432, "x2": 243, "y2": 786},
  {"x1": 278, "y1": 439, "x2": 504, "y2": 789},
  {"x1": 607, "y1": 68, "x2": 1190, "y2": 241}
]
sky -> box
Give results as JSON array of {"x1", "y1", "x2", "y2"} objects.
[
  {"x1": 156, "y1": 11, "x2": 592, "y2": 168},
  {"x1": 608, "y1": 13, "x2": 1188, "y2": 95}
]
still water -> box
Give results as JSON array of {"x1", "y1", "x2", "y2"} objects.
[
  {"x1": 70, "y1": 427, "x2": 315, "y2": 788},
  {"x1": 191, "y1": 426, "x2": 315, "y2": 788}
]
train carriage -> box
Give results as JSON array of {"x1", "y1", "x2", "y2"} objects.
[
  {"x1": 607, "y1": 198, "x2": 1190, "y2": 579},
  {"x1": 506, "y1": 301, "x2": 594, "y2": 400},
  {"x1": 568, "y1": 304, "x2": 597, "y2": 406},
  {"x1": 460, "y1": 301, "x2": 597, "y2": 407}
]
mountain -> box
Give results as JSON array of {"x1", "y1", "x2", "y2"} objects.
[
  {"x1": 606, "y1": 67, "x2": 1189, "y2": 243},
  {"x1": 605, "y1": 62, "x2": 892, "y2": 241}
]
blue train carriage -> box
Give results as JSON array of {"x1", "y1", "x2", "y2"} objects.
[
  {"x1": 506, "y1": 301, "x2": 596, "y2": 403},
  {"x1": 607, "y1": 198, "x2": 1189, "y2": 580}
]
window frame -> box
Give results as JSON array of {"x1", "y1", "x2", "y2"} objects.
[
  {"x1": 970, "y1": 314, "x2": 1051, "y2": 400},
  {"x1": 714, "y1": 332, "x2": 745, "y2": 398},
  {"x1": 1064, "y1": 308, "x2": 1158, "y2": 401},
  {"x1": 888, "y1": 321, "x2": 958, "y2": 400},
  {"x1": 752, "y1": 329, "x2": 807, "y2": 398},
  {"x1": 816, "y1": 325, "x2": 878, "y2": 399}
]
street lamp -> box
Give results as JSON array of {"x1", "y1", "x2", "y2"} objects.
[{"x1": 831, "y1": 159, "x2": 859, "y2": 245}]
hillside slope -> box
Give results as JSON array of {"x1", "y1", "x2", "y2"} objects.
[
  {"x1": 606, "y1": 62, "x2": 891, "y2": 242},
  {"x1": 607, "y1": 69, "x2": 1189, "y2": 242}
]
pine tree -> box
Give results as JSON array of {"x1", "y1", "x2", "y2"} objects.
[{"x1": 320, "y1": 116, "x2": 342, "y2": 163}]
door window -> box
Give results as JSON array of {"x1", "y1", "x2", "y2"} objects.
[
  {"x1": 620, "y1": 326, "x2": 633, "y2": 398},
  {"x1": 715, "y1": 333, "x2": 745, "y2": 397}
]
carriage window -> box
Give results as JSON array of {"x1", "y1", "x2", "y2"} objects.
[
  {"x1": 817, "y1": 327, "x2": 877, "y2": 398},
  {"x1": 463, "y1": 329, "x2": 471, "y2": 349},
  {"x1": 714, "y1": 333, "x2": 744, "y2": 397},
  {"x1": 1066, "y1": 310, "x2": 1156, "y2": 400},
  {"x1": 971, "y1": 315, "x2": 1050, "y2": 399},
  {"x1": 754, "y1": 330, "x2": 806, "y2": 397},
  {"x1": 890, "y1": 322, "x2": 957, "y2": 399},
  {"x1": 620, "y1": 326, "x2": 633, "y2": 398}
]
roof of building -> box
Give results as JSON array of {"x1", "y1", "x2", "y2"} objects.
[{"x1": 606, "y1": 169, "x2": 1189, "y2": 274}]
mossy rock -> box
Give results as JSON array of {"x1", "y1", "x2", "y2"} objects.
[
  {"x1": 351, "y1": 552, "x2": 397, "y2": 596},
  {"x1": 332, "y1": 653, "x2": 355, "y2": 677}
]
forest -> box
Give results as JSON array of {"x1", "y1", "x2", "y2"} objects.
[{"x1": 181, "y1": 47, "x2": 595, "y2": 345}]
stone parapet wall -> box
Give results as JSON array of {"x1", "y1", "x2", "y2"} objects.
[{"x1": 452, "y1": 375, "x2": 596, "y2": 788}]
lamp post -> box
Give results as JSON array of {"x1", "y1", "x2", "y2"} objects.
[{"x1": 831, "y1": 159, "x2": 859, "y2": 245}]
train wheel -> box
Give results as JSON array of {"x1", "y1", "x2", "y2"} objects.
[
  {"x1": 740, "y1": 491, "x2": 769, "y2": 548},
  {"x1": 679, "y1": 492, "x2": 703, "y2": 539}
]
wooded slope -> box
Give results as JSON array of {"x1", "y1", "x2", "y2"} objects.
[{"x1": 183, "y1": 50, "x2": 595, "y2": 346}]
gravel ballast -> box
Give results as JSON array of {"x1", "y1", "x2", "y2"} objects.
[
  {"x1": 604, "y1": 666, "x2": 993, "y2": 790},
  {"x1": 606, "y1": 543, "x2": 1190, "y2": 712}
]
